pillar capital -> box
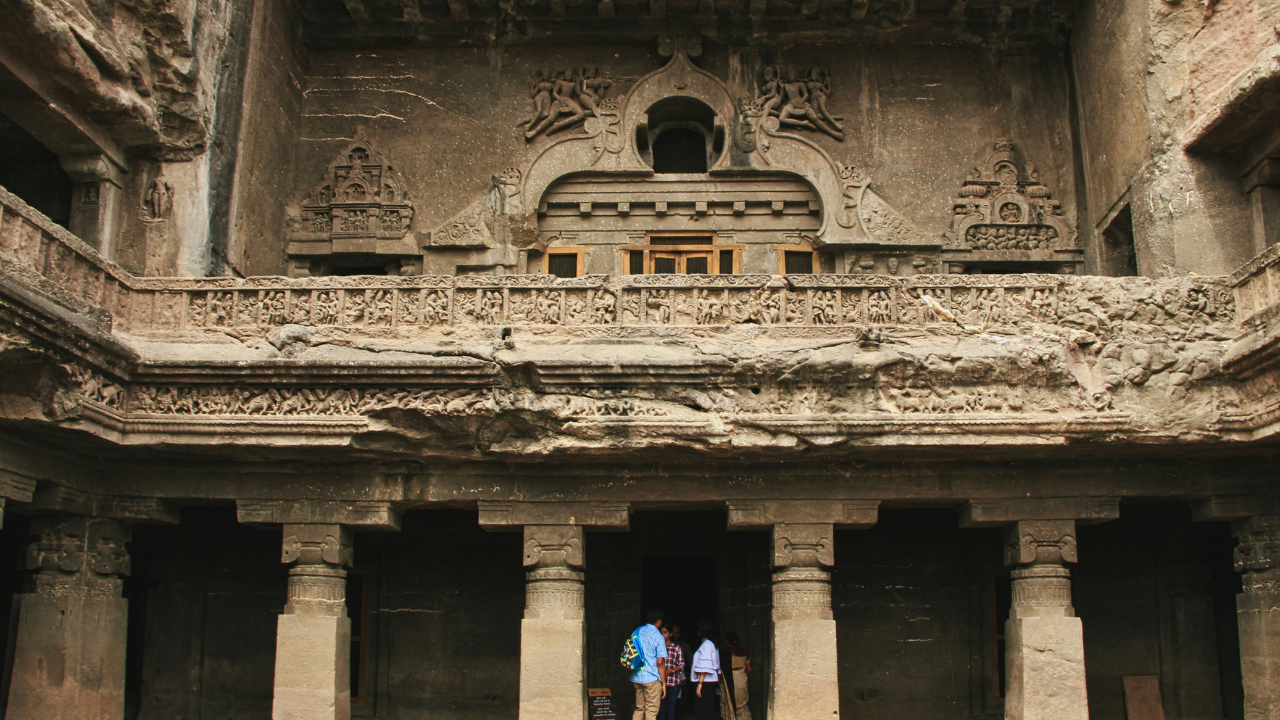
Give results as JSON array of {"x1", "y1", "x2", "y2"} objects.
[
  {"x1": 773, "y1": 522, "x2": 834, "y2": 569},
  {"x1": 478, "y1": 501, "x2": 629, "y2": 530},
  {"x1": 24, "y1": 514, "x2": 132, "y2": 597},
  {"x1": 523, "y1": 524, "x2": 584, "y2": 571},
  {"x1": 1004, "y1": 519, "x2": 1078, "y2": 568}
]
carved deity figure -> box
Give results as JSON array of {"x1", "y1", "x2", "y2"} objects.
[
  {"x1": 143, "y1": 177, "x2": 173, "y2": 221},
  {"x1": 804, "y1": 67, "x2": 843, "y2": 137},
  {"x1": 777, "y1": 66, "x2": 844, "y2": 141},
  {"x1": 579, "y1": 66, "x2": 612, "y2": 116}
]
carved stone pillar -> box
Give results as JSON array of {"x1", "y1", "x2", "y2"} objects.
[
  {"x1": 1233, "y1": 515, "x2": 1280, "y2": 720},
  {"x1": 478, "y1": 501, "x2": 630, "y2": 720},
  {"x1": 521, "y1": 525, "x2": 587, "y2": 720},
  {"x1": 272, "y1": 524, "x2": 353, "y2": 720},
  {"x1": 770, "y1": 522, "x2": 841, "y2": 720},
  {"x1": 1246, "y1": 158, "x2": 1280, "y2": 253},
  {"x1": 60, "y1": 153, "x2": 123, "y2": 255},
  {"x1": 5, "y1": 515, "x2": 132, "y2": 720},
  {"x1": 1003, "y1": 520, "x2": 1089, "y2": 720}
]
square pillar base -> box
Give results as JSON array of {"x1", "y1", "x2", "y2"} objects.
[
  {"x1": 770, "y1": 617, "x2": 840, "y2": 720},
  {"x1": 5, "y1": 591, "x2": 128, "y2": 720},
  {"x1": 272, "y1": 613, "x2": 351, "y2": 720},
  {"x1": 519, "y1": 618, "x2": 585, "y2": 720},
  {"x1": 1005, "y1": 615, "x2": 1089, "y2": 720},
  {"x1": 1239, "y1": 588, "x2": 1280, "y2": 720}
]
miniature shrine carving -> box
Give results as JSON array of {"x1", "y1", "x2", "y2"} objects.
[{"x1": 286, "y1": 134, "x2": 414, "y2": 246}]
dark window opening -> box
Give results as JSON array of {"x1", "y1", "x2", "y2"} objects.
[
  {"x1": 629, "y1": 251, "x2": 644, "y2": 275},
  {"x1": 640, "y1": 554, "x2": 720, "y2": 660},
  {"x1": 547, "y1": 253, "x2": 579, "y2": 278},
  {"x1": 349, "y1": 570, "x2": 368, "y2": 701},
  {"x1": 654, "y1": 256, "x2": 676, "y2": 274},
  {"x1": 331, "y1": 265, "x2": 392, "y2": 276},
  {"x1": 652, "y1": 129, "x2": 708, "y2": 174},
  {"x1": 685, "y1": 256, "x2": 708, "y2": 274},
  {"x1": 1100, "y1": 204, "x2": 1138, "y2": 277},
  {"x1": 0, "y1": 113, "x2": 73, "y2": 229},
  {"x1": 719, "y1": 250, "x2": 734, "y2": 274},
  {"x1": 785, "y1": 251, "x2": 814, "y2": 274}
]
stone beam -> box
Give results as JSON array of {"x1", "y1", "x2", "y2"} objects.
[
  {"x1": 725, "y1": 499, "x2": 879, "y2": 530},
  {"x1": 958, "y1": 497, "x2": 1120, "y2": 527},
  {"x1": 0, "y1": 43, "x2": 127, "y2": 168},
  {"x1": 237, "y1": 500, "x2": 402, "y2": 530},
  {"x1": 18, "y1": 484, "x2": 179, "y2": 524},
  {"x1": 477, "y1": 501, "x2": 630, "y2": 530},
  {"x1": 1192, "y1": 495, "x2": 1280, "y2": 522}
]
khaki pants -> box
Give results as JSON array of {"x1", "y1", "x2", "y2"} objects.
[{"x1": 633, "y1": 679, "x2": 663, "y2": 720}]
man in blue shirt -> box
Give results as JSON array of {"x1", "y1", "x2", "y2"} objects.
[{"x1": 630, "y1": 608, "x2": 669, "y2": 720}]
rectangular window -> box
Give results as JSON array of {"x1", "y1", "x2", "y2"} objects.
[
  {"x1": 685, "y1": 256, "x2": 708, "y2": 274},
  {"x1": 653, "y1": 256, "x2": 677, "y2": 274},
  {"x1": 649, "y1": 235, "x2": 714, "y2": 246},
  {"x1": 719, "y1": 250, "x2": 734, "y2": 274},
  {"x1": 785, "y1": 251, "x2": 814, "y2": 274},
  {"x1": 629, "y1": 251, "x2": 644, "y2": 275},
  {"x1": 623, "y1": 234, "x2": 741, "y2": 275},
  {"x1": 547, "y1": 253, "x2": 579, "y2": 278}
]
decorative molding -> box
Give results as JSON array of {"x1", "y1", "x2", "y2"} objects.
[{"x1": 1004, "y1": 519, "x2": 1077, "y2": 567}]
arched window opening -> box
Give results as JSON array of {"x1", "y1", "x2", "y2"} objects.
[{"x1": 652, "y1": 129, "x2": 708, "y2": 174}]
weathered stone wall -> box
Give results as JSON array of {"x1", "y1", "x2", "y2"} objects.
[{"x1": 283, "y1": 41, "x2": 1076, "y2": 277}]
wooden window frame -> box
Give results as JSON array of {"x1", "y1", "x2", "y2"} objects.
[
  {"x1": 773, "y1": 245, "x2": 821, "y2": 275},
  {"x1": 542, "y1": 247, "x2": 588, "y2": 277},
  {"x1": 623, "y1": 232, "x2": 742, "y2": 274}
]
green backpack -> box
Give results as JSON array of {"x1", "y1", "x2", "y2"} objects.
[{"x1": 620, "y1": 628, "x2": 645, "y2": 672}]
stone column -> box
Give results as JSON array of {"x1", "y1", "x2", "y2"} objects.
[
  {"x1": 59, "y1": 153, "x2": 124, "y2": 255},
  {"x1": 520, "y1": 525, "x2": 587, "y2": 720},
  {"x1": 770, "y1": 522, "x2": 840, "y2": 720},
  {"x1": 272, "y1": 524, "x2": 353, "y2": 720},
  {"x1": 5, "y1": 515, "x2": 132, "y2": 720},
  {"x1": 1233, "y1": 515, "x2": 1280, "y2": 720},
  {"x1": 1246, "y1": 158, "x2": 1280, "y2": 253},
  {"x1": 1003, "y1": 520, "x2": 1089, "y2": 720}
]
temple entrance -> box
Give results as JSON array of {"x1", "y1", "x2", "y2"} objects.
[
  {"x1": 586, "y1": 512, "x2": 771, "y2": 719},
  {"x1": 641, "y1": 553, "x2": 719, "y2": 648}
]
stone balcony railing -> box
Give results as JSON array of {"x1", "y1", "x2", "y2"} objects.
[{"x1": 2, "y1": 183, "x2": 1278, "y2": 459}]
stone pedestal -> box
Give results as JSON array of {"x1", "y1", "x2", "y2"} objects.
[
  {"x1": 6, "y1": 516, "x2": 132, "y2": 720},
  {"x1": 272, "y1": 524, "x2": 352, "y2": 720},
  {"x1": 520, "y1": 525, "x2": 586, "y2": 720},
  {"x1": 1003, "y1": 520, "x2": 1089, "y2": 720},
  {"x1": 770, "y1": 523, "x2": 840, "y2": 720},
  {"x1": 1233, "y1": 515, "x2": 1280, "y2": 720}
]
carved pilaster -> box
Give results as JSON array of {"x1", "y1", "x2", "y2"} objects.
[
  {"x1": 772, "y1": 523, "x2": 834, "y2": 622},
  {"x1": 281, "y1": 524, "x2": 353, "y2": 617},
  {"x1": 1005, "y1": 519, "x2": 1078, "y2": 619},
  {"x1": 6, "y1": 515, "x2": 132, "y2": 720},
  {"x1": 1231, "y1": 515, "x2": 1280, "y2": 720}
]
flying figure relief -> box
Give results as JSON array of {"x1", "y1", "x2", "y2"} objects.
[
  {"x1": 755, "y1": 65, "x2": 845, "y2": 141},
  {"x1": 520, "y1": 66, "x2": 613, "y2": 141}
]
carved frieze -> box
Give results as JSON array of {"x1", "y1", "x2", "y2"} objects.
[
  {"x1": 287, "y1": 134, "x2": 414, "y2": 249},
  {"x1": 945, "y1": 140, "x2": 1078, "y2": 269}
]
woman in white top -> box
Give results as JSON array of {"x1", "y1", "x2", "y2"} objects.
[{"x1": 689, "y1": 620, "x2": 722, "y2": 720}]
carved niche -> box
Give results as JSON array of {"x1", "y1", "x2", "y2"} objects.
[
  {"x1": 945, "y1": 140, "x2": 1079, "y2": 271},
  {"x1": 287, "y1": 135, "x2": 415, "y2": 250}
]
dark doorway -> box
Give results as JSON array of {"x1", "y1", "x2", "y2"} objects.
[
  {"x1": 0, "y1": 113, "x2": 73, "y2": 228},
  {"x1": 641, "y1": 554, "x2": 719, "y2": 643}
]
